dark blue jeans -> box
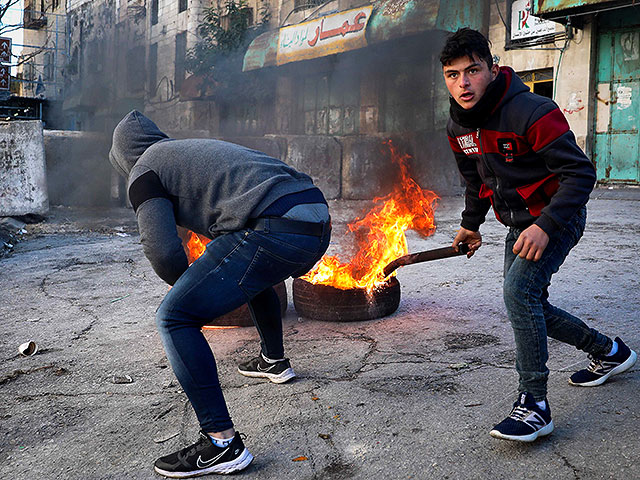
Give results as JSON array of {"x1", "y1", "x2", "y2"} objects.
[
  {"x1": 503, "y1": 206, "x2": 611, "y2": 401},
  {"x1": 155, "y1": 222, "x2": 330, "y2": 432}
]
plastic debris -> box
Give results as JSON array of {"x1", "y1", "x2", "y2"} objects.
[{"x1": 18, "y1": 341, "x2": 38, "y2": 356}]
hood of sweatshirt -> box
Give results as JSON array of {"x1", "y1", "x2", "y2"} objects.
[
  {"x1": 493, "y1": 66, "x2": 530, "y2": 112},
  {"x1": 109, "y1": 110, "x2": 169, "y2": 178}
]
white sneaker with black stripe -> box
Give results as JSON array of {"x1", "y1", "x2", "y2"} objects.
[
  {"x1": 569, "y1": 337, "x2": 637, "y2": 387},
  {"x1": 237, "y1": 353, "x2": 296, "y2": 383},
  {"x1": 490, "y1": 392, "x2": 553, "y2": 442}
]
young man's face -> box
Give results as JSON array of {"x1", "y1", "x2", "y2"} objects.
[{"x1": 443, "y1": 54, "x2": 500, "y2": 110}]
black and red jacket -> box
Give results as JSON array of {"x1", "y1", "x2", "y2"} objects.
[{"x1": 447, "y1": 67, "x2": 596, "y2": 235}]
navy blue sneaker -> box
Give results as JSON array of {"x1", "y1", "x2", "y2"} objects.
[
  {"x1": 569, "y1": 337, "x2": 637, "y2": 387},
  {"x1": 490, "y1": 392, "x2": 553, "y2": 442}
]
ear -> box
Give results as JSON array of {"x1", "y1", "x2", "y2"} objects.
[{"x1": 490, "y1": 64, "x2": 500, "y2": 81}]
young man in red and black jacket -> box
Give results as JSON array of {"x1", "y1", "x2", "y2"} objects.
[{"x1": 441, "y1": 28, "x2": 636, "y2": 442}]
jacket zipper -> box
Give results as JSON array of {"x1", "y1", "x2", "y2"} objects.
[{"x1": 477, "y1": 128, "x2": 515, "y2": 224}]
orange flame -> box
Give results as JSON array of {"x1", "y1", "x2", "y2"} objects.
[
  {"x1": 181, "y1": 232, "x2": 241, "y2": 329},
  {"x1": 301, "y1": 140, "x2": 439, "y2": 292},
  {"x1": 184, "y1": 232, "x2": 211, "y2": 265}
]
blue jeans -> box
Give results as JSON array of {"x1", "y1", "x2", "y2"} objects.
[
  {"x1": 503, "y1": 206, "x2": 611, "y2": 401},
  {"x1": 155, "y1": 221, "x2": 331, "y2": 432}
]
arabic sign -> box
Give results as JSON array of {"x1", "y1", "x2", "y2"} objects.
[
  {"x1": 511, "y1": 0, "x2": 556, "y2": 41},
  {"x1": 532, "y1": 0, "x2": 635, "y2": 17},
  {"x1": 277, "y1": 6, "x2": 372, "y2": 66}
]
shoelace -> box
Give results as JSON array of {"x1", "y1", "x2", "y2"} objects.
[
  {"x1": 586, "y1": 354, "x2": 604, "y2": 373},
  {"x1": 508, "y1": 405, "x2": 531, "y2": 421},
  {"x1": 178, "y1": 436, "x2": 209, "y2": 462}
]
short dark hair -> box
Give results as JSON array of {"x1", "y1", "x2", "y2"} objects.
[{"x1": 439, "y1": 28, "x2": 493, "y2": 67}]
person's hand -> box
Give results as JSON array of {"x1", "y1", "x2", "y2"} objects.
[
  {"x1": 452, "y1": 227, "x2": 482, "y2": 258},
  {"x1": 513, "y1": 224, "x2": 549, "y2": 261}
]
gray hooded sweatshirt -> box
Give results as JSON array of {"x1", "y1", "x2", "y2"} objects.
[{"x1": 109, "y1": 110, "x2": 317, "y2": 285}]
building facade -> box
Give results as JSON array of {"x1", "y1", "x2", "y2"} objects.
[
  {"x1": 488, "y1": 0, "x2": 640, "y2": 185},
  {"x1": 18, "y1": 0, "x2": 637, "y2": 206}
]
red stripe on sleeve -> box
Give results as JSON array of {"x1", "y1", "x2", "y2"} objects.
[
  {"x1": 448, "y1": 136, "x2": 463, "y2": 153},
  {"x1": 527, "y1": 108, "x2": 570, "y2": 152}
]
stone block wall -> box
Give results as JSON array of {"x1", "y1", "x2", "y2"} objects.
[
  {"x1": 39, "y1": 130, "x2": 461, "y2": 208},
  {"x1": 226, "y1": 132, "x2": 463, "y2": 200},
  {"x1": 0, "y1": 121, "x2": 49, "y2": 216}
]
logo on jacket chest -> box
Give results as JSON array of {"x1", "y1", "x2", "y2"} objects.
[
  {"x1": 456, "y1": 133, "x2": 480, "y2": 155},
  {"x1": 498, "y1": 138, "x2": 516, "y2": 162}
]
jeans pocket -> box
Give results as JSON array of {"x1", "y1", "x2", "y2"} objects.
[{"x1": 239, "y1": 246, "x2": 308, "y2": 298}]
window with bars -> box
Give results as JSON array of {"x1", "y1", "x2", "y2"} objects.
[
  {"x1": 293, "y1": 0, "x2": 323, "y2": 12},
  {"x1": 519, "y1": 68, "x2": 553, "y2": 99},
  {"x1": 127, "y1": 45, "x2": 146, "y2": 92},
  {"x1": 148, "y1": 43, "x2": 158, "y2": 96},
  {"x1": 179, "y1": 0, "x2": 188, "y2": 13},
  {"x1": 43, "y1": 52, "x2": 53, "y2": 81},
  {"x1": 175, "y1": 32, "x2": 187, "y2": 92},
  {"x1": 382, "y1": 63, "x2": 432, "y2": 133},
  {"x1": 151, "y1": 0, "x2": 159, "y2": 25}
]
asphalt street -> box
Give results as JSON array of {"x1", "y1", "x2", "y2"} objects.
[{"x1": 1, "y1": 189, "x2": 638, "y2": 480}]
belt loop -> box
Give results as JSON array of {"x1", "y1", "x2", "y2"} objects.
[{"x1": 263, "y1": 217, "x2": 270, "y2": 233}]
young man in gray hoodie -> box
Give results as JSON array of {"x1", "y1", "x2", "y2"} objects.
[{"x1": 109, "y1": 110, "x2": 331, "y2": 477}]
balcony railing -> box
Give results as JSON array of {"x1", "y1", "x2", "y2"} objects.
[{"x1": 24, "y1": 5, "x2": 47, "y2": 29}]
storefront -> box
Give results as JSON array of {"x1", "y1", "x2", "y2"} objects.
[
  {"x1": 240, "y1": 0, "x2": 490, "y2": 197},
  {"x1": 533, "y1": 0, "x2": 640, "y2": 183}
]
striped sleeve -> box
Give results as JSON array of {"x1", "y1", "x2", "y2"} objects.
[
  {"x1": 526, "y1": 107, "x2": 570, "y2": 152},
  {"x1": 524, "y1": 105, "x2": 595, "y2": 234}
]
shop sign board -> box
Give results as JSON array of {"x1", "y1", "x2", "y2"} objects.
[
  {"x1": 511, "y1": 0, "x2": 557, "y2": 41},
  {"x1": 277, "y1": 6, "x2": 372, "y2": 66}
]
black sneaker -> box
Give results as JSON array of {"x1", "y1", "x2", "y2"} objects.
[
  {"x1": 490, "y1": 392, "x2": 554, "y2": 442},
  {"x1": 154, "y1": 431, "x2": 253, "y2": 478},
  {"x1": 237, "y1": 354, "x2": 296, "y2": 384},
  {"x1": 569, "y1": 337, "x2": 637, "y2": 387}
]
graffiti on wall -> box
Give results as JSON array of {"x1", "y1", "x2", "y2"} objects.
[
  {"x1": 563, "y1": 92, "x2": 584, "y2": 115},
  {"x1": 621, "y1": 32, "x2": 639, "y2": 61}
]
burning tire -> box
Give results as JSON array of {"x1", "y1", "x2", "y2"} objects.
[
  {"x1": 205, "y1": 282, "x2": 287, "y2": 327},
  {"x1": 292, "y1": 277, "x2": 400, "y2": 322}
]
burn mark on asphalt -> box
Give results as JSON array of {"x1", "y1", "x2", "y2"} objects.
[
  {"x1": 314, "y1": 459, "x2": 357, "y2": 480},
  {"x1": 0, "y1": 364, "x2": 60, "y2": 385},
  {"x1": 363, "y1": 375, "x2": 459, "y2": 396},
  {"x1": 443, "y1": 333, "x2": 500, "y2": 351}
]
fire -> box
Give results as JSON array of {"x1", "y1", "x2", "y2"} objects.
[
  {"x1": 184, "y1": 231, "x2": 210, "y2": 264},
  {"x1": 202, "y1": 325, "x2": 241, "y2": 330},
  {"x1": 301, "y1": 140, "x2": 439, "y2": 292},
  {"x1": 181, "y1": 231, "x2": 241, "y2": 329}
]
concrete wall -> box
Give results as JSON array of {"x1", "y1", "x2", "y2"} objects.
[
  {"x1": 43, "y1": 130, "x2": 112, "y2": 206},
  {"x1": 37, "y1": 128, "x2": 460, "y2": 208},
  {"x1": 223, "y1": 132, "x2": 462, "y2": 200},
  {"x1": 0, "y1": 121, "x2": 49, "y2": 216}
]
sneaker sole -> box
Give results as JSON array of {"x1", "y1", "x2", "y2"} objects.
[
  {"x1": 568, "y1": 350, "x2": 637, "y2": 387},
  {"x1": 237, "y1": 367, "x2": 296, "y2": 384},
  {"x1": 154, "y1": 448, "x2": 254, "y2": 478},
  {"x1": 490, "y1": 421, "x2": 554, "y2": 442}
]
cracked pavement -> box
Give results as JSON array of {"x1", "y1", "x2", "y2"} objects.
[{"x1": 1, "y1": 190, "x2": 639, "y2": 479}]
